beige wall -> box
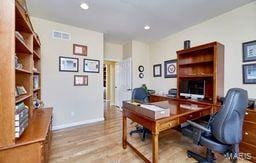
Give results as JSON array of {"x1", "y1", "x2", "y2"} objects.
[
  {"x1": 123, "y1": 42, "x2": 132, "y2": 59},
  {"x1": 149, "y1": 2, "x2": 256, "y2": 98},
  {"x1": 31, "y1": 17, "x2": 104, "y2": 129},
  {"x1": 132, "y1": 41, "x2": 150, "y2": 88},
  {"x1": 104, "y1": 42, "x2": 123, "y2": 61}
]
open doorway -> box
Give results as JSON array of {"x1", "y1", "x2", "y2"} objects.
[{"x1": 103, "y1": 61, "x2": 116, "y2": 108}]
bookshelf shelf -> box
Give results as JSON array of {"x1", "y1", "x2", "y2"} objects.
[
  {"x1": 33, "y1": 88, "x2": 41, "y2": 92},
  {"x1": 15, "y1": 1, "x2": 33, "y2": 33},
  {"x1": 33, "y1": 71, "x2": 41, "y2": 74},
  {"x1": 178, "y1": 60, "x2": 213, "y2": 66},
  {"x1": 15, "y1": 94, "x2": 33, "y2": 104},
  {"x1": 33, "y1": 51, "x2": 40, "y2": 59},
  {"x1": 15, "y1": 35, "x2": 33, "y2": 54},
  {"x1": 179, "y1": 74, "x2": 213, "y2": 78},
  {"x1": 16, "y1": 68, "x2": 32, "y2": 74}
]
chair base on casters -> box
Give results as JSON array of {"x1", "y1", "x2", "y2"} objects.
[
  {"x1": 129, "y1": 126, "x2": 150, "y2": 141},
  {"x1": 187, "y1": 149, "x2": 216, "y2": 163}
]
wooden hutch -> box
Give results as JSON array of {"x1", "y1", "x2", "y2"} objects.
[
  {"x1": 0, "y1": 0, "x2": 52, "y2": 162},
  {"x1": 150, "y1": 41, "x2": 256, "y2": 162}
]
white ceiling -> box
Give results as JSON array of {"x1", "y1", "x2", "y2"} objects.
[{"x1": 27, "y1": 0, "x2": 254, "y2": 44}]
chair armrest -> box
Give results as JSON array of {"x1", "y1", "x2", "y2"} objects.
[{"x1": 187, "y1": 120, "x2": 211, "y2": 133}]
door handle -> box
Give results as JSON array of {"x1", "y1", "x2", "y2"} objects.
[{"x1": 127, "y1": 89, "x2": 132, "y2": 91}]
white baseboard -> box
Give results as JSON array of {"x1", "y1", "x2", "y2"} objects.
[{"x1": 52, "y1": 117, "x2": 105, "y2": 131}]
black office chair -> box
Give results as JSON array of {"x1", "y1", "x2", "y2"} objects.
[
  {"x1": 129, "y1": 87, "x2": 150, "y2": 141},
  {"x1": 185, "y1": 88, "x2": 248, "y2": 163}
]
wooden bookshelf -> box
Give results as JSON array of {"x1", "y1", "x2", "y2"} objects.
[
  {"x1": 0, "y1": 1, "x2": 52, "y2": 162},
  {"x1": 177, "y1": 42, "x2": 224, "y2": 104}
]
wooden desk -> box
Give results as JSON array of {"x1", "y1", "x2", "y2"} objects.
[{"x1": 122, "y1": 100, "x2": 212, "y2": 163}]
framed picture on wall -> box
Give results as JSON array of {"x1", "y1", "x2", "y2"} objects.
[
  {"x1": 59, "y1": 56, "x2": 79, "y2": 72},
  {"x1": 73, "y1": 44, "x2": 87, "y2": 56},
  {"x1": 164, "y1": 59, "x2": 177, "y2": 78},
  {"x1": 153, "y1": 64, "x2": 162, "y2": 77},
  {"x1": 74, "y1": 75, "x2": 88, "y2": 86},
  {"x1": 83, "y1": 59, "x2": 100, "y2": 73},
  {"x1": 243, "y1": 63, "x2": 256, "y2": 84},
  {"x1": 243, "y1": 40, "x2": 256, "y2": 62}
]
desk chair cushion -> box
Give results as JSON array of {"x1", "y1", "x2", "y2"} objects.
[
  {"x1": 132, "y1": 88, "x2": 149, "y2": 103},
  {"x1": 200, "y1": 134, "x2": 230, "y2": 153},
  {"x1": 211, "y1": 88, "x2": 248, "y2": 145}
]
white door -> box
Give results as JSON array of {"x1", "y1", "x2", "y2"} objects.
[{"x1": 115, "y1": 58, "x2": 132, "y2": 108}]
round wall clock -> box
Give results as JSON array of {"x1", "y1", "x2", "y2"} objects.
[
  {"x1": 138, "y1": 65, "x2": 144, "y2": 72},
  {"x1": 139, "y1": 73, "x2": 144, "y2": 79}
]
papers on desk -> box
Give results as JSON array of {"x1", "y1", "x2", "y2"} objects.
[
  {"x1": 180, "y1": 104, "x2": 203, "y2": 110},
  {"x1": 140, "y1": 104, "x2": 166, "y2": 115},
  {"x1": 139, "y1": 104, "x2": 170, "y2": 119}
]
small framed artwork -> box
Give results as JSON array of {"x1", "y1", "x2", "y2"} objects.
[
  {"x1": 153, "y1": 64, "x2": 162, "y2": 77},
  {"x1": 243, "y1": 40, "x2": 256, "y2": 62},
  {"x1": 73, "y1": 44, "x2": 87, "y2": 56},
  {"x1": 243, "y1": 64, "x2": 256, "y2": 84},
  {"x1": 84, "y1": 59, "x2": 100, "y2": 73},
  {"x1": 164, "y1": 59, "x2": 177, "y2": 78},
  {"x1": 59, "y1": 56, "x2": 79, "y2": 72},
  {"x1": 74, "y1": 75, "x2": 88, "y2": 86}
]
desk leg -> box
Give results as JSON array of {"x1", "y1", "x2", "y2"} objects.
[
  {"x1": 152, "y1": 132, "x2": 159, "y2": 163},
  {"x1": 122, "y1": 113, "x2": 127, "y2": 149}
]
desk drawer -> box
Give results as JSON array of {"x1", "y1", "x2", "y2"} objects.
[
  {"x1": 158, "y1": 119, "x2": 179, "y2": 132},
  {"x1": 242, "y1": 122, "x2": 256, "y2": 146},
  {"x1": 245, "y1": 111, "x2": 256, "y2": 123},
  {"x1": 180, "y1": 112, "x2": 201, "y2": 123}
]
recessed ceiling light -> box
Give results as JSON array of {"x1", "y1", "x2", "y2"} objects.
[
  {"x1": 144, "y1": 25, "x2": 150, "y2": 30},
  {"x1": 80, "y1": 3, "x2": 89, "y2": 10}
]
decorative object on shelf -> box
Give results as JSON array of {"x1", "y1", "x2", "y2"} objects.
[
  {"x1": 15, "y1": 56, "x2": 23, "y2": 69},
  {"x1": 139, "y1": 73, "x2": 144, "y2": 79},
  {"x1": 153, "y1": 64, "x2": 162, "y2": 77},
  {"x1": 243, "y1": 63, "x2": 256, "y2": 84},
  {"x1": 83, "y1": 59, "x2": 100, "y2": 73},
  {"x1": 33, "y1": 92, "x2": 44, "y2": 109},
  {"x1": 243, "y1": 40, "x2": 256, "y2": 62},
  {"x1": 59, "y1": 56, "x2": 79, "y2": 72},
  {"x1": 164, "y1": 59, "x2": 177, "y2": 78},
  {"x1": 74, "y1": 75, "x2": 88, "y2": 86},
  {"x1": 184, "y1": 40, "x2": 191, "y2": 49},
  {"x1": 138, "y1": 65, "x2": 144, "y2": 72},
  {"x1": 33, "y1": 75, "x2": 39, "y2": 89},
  {"x1": 16, "y1": 86, "x2": 27, "y2": 96},
  {"x1": 73, "y1": 44, "x2": 87, "y2": 56}
]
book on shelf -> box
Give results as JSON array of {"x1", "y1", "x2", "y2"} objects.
[
  {"x1": 16, "y1": 86, "x2": 27, "y2": 96},
  {"x1": 33, "y1": 75, "x2": 39, "y2": 89},
  {"x1": 15, "y1": 118, "x2": 28, "y2": 132},
  {"x1": 15, "y1": 114, "x2": 28, "y2": 126}
]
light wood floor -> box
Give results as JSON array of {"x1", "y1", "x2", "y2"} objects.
[{"x1": 50, "y1": 104, "x2": 250, "y2": 163}]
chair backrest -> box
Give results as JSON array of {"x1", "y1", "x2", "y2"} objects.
[
  {"x1": 132, "y1": 88, "x2": 149, "y2": 103},
  {"x1": 211, "y1": 88, "x2": 248, "y2": 144}
]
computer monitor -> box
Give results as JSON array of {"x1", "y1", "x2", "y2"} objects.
[{"x1": 180, "y1": 80, "x2": 205, "y2": 99}]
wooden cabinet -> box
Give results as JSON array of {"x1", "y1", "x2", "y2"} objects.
[
  {"x1": 240, "y1": 110, "x2": 256, "y2": 162},
  {"x1": 0, "y1": 108, "x2": 53, "y2": 163}
]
